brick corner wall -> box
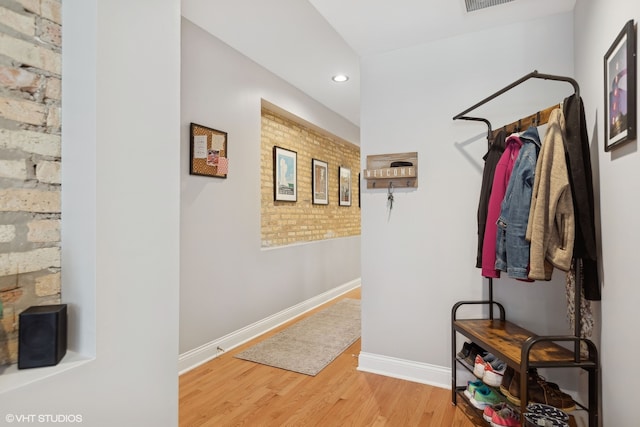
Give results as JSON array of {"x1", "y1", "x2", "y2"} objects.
[{"x1": 0, "y1": 0, "x2": 62, "y2": 365}]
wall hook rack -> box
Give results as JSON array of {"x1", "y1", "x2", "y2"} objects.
[{"x1": 363, "y1": 152, "x2": 418, "y2": 189}]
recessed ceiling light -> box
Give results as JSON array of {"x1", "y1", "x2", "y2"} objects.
[{"x1": 332, "y1": 74, "x2": 349, "y2": 83}]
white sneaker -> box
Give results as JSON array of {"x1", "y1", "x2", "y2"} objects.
[
  {"x1": 473, "y1": 353, "x2": 495, "y2": 378},
  {"x1": 483, "y1": 357, "x2": 506, "y2": 387}
]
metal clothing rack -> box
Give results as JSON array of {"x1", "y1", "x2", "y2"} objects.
[
  {"x1": 450, "y1": 70, "x2": 599, "y2": 427},
  {"x1": 453, "y1": 70, "x2": 579, "y2": 137}
]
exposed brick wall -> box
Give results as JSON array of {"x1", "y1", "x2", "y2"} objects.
[
  {"x1": 261, "y1": 108, "x2": 360, "y2": 247},
  {"x1": 0, "y1": 0, "x2": 62, "y2": 365}
]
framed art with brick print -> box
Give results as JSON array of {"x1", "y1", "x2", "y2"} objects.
[{"x1": 190, "y1": 122, "x2": 228, "y2": 178}]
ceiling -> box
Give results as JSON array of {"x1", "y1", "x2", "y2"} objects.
[{"x1": 181, "y1": 0, "x2": 576, "y2": 127}]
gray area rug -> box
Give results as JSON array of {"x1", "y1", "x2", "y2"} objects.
[{"x1": 234, "y1": 298, "x2": 361, "y2": 376}]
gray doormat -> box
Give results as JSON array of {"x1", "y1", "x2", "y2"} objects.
[{"x1": 234, "y1": 298, "x2": 361, "y2": 376}]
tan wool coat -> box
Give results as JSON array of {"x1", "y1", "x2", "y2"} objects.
[{"x1": 526, "y1": 108, "x2": 575, "y2": 280}]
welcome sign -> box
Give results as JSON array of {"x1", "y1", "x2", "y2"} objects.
[{"x1": 363, "y1": 152, "x2": 418, "y2": 189}]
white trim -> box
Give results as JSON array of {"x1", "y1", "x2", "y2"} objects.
[
  {"x1": 357, "y1": 351, "x2": 451, "y2": 389},
  {"x1": 178, "y1": 279, "x2": 361, "y2": 374}
]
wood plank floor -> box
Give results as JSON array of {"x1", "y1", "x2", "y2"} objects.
[{"x1": 179, "y1": 288, "x2": 473, "y2": 427}]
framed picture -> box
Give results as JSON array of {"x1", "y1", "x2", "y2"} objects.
[
  {"x1": 358, "y1": 172, "x2": 361, "y2": 208},
  {"x1": 312, "y1": 159, "x2": 329, "y2": 205},
  {"x1": 273, "y1": 146, "x2": 297, "y2": 201},
  {"x1": 604, "y1": 19, "x2": 637, "y2": 151},
  {"x1": 339, "y1": 166, "x2": 351, "y2": 206},
  {"x1": 190, "y1": 123, "x2": 228, "y2": 178}
]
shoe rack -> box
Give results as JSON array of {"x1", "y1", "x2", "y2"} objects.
[
  {"x1": 451, "y1": 307, "x2": 598, "y2": 426},
  {"x1": 450, "y1": 260, "x2": 600, "y2": 426}
]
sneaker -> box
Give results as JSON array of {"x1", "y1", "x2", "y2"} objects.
[
  {"x1": 463, "y1": 342, "x2": 487, "y2": 367},
  {"x1": 523, "y1": 413, "x2": 569, "y2": 427},
  {"x1": 491, "y1": 405, "x2": 520, "y2": 427},
  {"x1": 463, "y1": 379, "x2": 485, "y2": 401},
  {"x1": 469, "y1": 385, "x2": 503, "y2": 410},
  {"x1": 483, "y1": 402, "x2": 509, "y2": 423},
  {"x1": 525, "y1": 403, "x2": 569, "y2": 423},
  {"x1": 483, "y1": 357, "x2": 507, "y2": 387},
  {"x1": 473, "y1": 353, "x2": 496, "y2": 378},
  {"x1": 457, "y1": 341, "x2": 472, "y2": 360}
]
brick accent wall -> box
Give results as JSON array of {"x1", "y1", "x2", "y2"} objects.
[
  {"x1": 261, "y1": 107, "x2": 360, "y2": 247},
  {"x1": 0, "y1": 0, "x2": 62, "y2": 365}
]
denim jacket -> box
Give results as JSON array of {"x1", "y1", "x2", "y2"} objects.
[{"x1": 495, "y1": 126, "x2": 541, "y2": 279}]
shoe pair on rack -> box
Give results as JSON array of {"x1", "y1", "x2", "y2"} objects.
[
  {"x1": 457, "y1": 341, "x2": 486, "y2": 367},
  {"x1": 483, "y1": 402, "x2": 570, "y2": 427},
  {"x1": 523, "y1": 403, "x2": 570, "y2": 427},
  {"x1": 500, "y1": 367, "x2": 576, "y2": 412},
  {"x1": 473, "y1": 352, "x2": 507, "y2": 388},
  {"x1": 483, "y1": 402, "x2": 520, "y2": 427},
  {"x1": 464, "y1": 379, "x2": 503, "y2": 410}
]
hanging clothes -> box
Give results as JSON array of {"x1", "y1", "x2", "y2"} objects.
[
  {"x1": 563, "y1": 95, "x2": 601, "y2": 301},
  {"x1": 476, "y1": 129, "x2": 507, "y2": 268},
  {"x1": 481, "y1": 133, "x2": 523, "y2": 278},
  {"x1": 495, "y1": 126, "x2": 541, "y2": 280},
  {"x1": 526, "y1": 108, "x2": 575, "y2": 280}
]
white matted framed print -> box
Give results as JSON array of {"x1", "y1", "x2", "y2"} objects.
[
  {"x1": 273, "y1": 146, "x2": 297, "y2": 202},
  {"x1": 339, "y1": 166, "x2": 351, "y2": 206},
  {"x1": 312, "y1": 159, "x2": 329, "y2": 205}
]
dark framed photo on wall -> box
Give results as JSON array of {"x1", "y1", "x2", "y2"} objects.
[
  {"x1": 604, "y1": 19, "x2": 637, "y2": 151},
  {"x1": 312, "y1": 159, "x2": 328, "y2": 205},
  {"x1": 273, "y1": 146, "x2": 297, "y2": 202},
  {"x1": 339, "y1": 166, "x2": 351, "y2": 207},
  {"x1": 358, "y1": 173, "x2": 361, "y2": 208}
]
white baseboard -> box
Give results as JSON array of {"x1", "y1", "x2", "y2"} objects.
[
  {"x1": 178, "y1": 279, "x2": 361, "y2": 375},
  {"x1": 357, "y1": 351, "x2": 451, "y2": 390}
]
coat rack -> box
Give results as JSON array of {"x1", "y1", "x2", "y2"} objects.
[
  {"x1": 452, "y1": 69, "x2": 581, "y2": 332},
  {"x1": 451, "y1": 70, "x2": 599, "y2": 427}
]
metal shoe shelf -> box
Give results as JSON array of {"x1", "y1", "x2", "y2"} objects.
[
  {"x1": 451, "y1": 295, "x2": 598, "y2": 426},
  {"x1": 450, "y1": 71, "x2": 600, "y2": 427}
]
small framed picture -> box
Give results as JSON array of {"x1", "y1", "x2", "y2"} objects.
[
  {"x1": 273, "y1": 146, "x2": 297, "y2": 202},
  {"x1": 358, "y1": 172, "x2": 361, "y2": 208},
  {"x1": 604, "y1": 19, "x2": 637, "y2": 151},
  {"x1": 312, "y1": 159, "x2": 329, "y2": 205},
  {"x1": 339, "y1": 166, "x2": 351, "y2": 207}
]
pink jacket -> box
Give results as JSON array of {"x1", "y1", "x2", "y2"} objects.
[{"x1": 482, "y1": 134, "x2": 523, "y2": 278}]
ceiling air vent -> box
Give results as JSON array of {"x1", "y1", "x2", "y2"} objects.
[{"x1": 465, "y1": 0, "x2": 515, "y2": 12}]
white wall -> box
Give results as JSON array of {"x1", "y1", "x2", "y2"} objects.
[
  {"x1": 179, "y1": 19, "x2": 361, "y2": 363},
  {"x1": 574, "y1": 1, "x2": 640, "y2": 425},
  {"x1": 0, "y1": 1, "x2": 181, "y2": 426},
  {"x1": 359, "y1": 12, "x2": 579, "y2": 387}
]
